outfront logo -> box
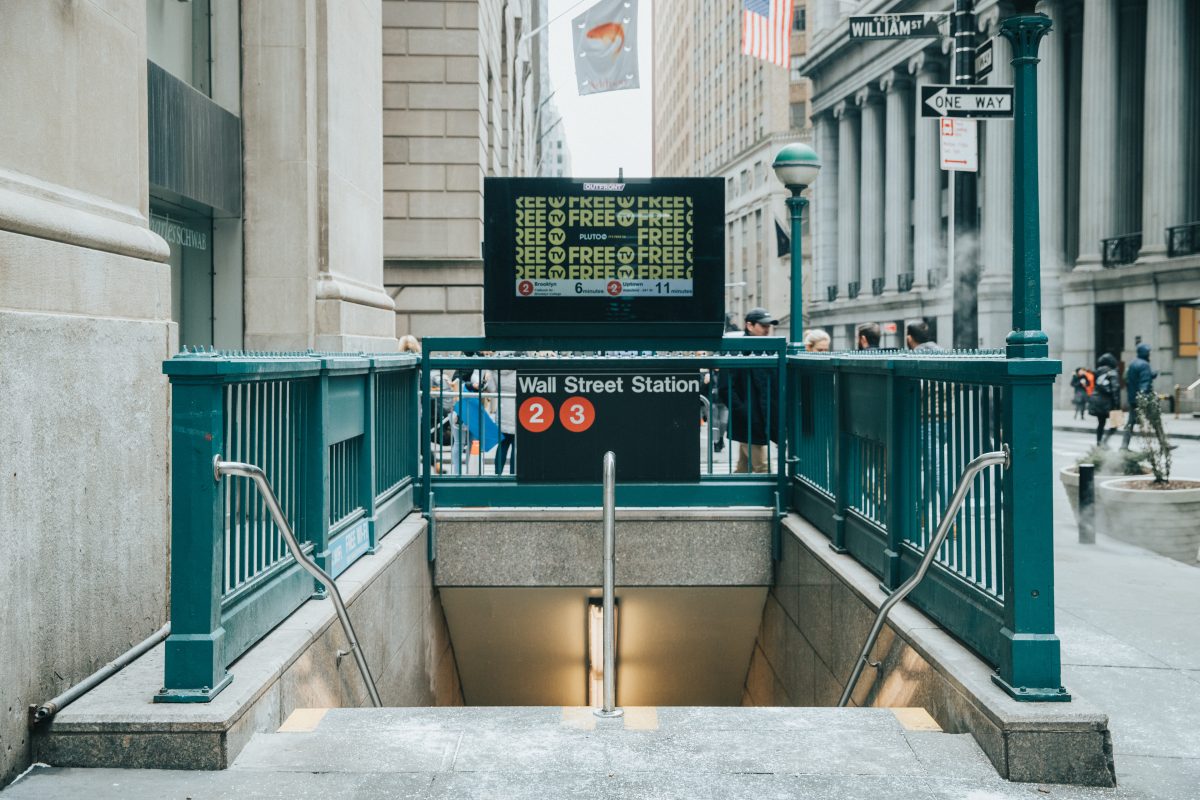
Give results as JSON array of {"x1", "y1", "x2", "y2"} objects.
[{"x1": 582, "y1": 182, "x2": 625, "y2": 192}]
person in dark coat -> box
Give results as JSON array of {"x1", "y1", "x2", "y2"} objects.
[
  {"x1": 724, "y1": 307, "x2": 779, "y2": 473},
  {"x1": 1121, "y1": 342, "x2": 1157, "y2": 450},
  {"x1": 1087, "y1": 353, "x2": 1122, "y2": 446}
]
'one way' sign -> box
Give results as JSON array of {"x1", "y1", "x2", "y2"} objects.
[{"x1": 920, "y1": 85, "x2": 1014, "y2": 118}]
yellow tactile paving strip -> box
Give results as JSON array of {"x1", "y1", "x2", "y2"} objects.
[
  {"x1": 891, "y1": 707, "x2": 942, "y2": 731},
  {"x1": 278, "y1": 707, "x2": 329, "y2": 732}
]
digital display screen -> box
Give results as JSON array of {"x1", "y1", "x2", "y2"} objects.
[{"x1": 483, "y1": 177, "x2": 725, "y2": 339}]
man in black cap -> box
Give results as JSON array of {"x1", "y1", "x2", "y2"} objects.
[{"x1": 722, "y1": 307, "x2": 779, "y2": 473}]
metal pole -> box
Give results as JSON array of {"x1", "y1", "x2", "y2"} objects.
[
  {"x1": 595, "y1": 451, "x2": 623, "y2": 718},
  {"x1": 999, "y1": 9, "x2": 1052, "y2": 359},
  {"x1": 838, "y1": 445, "x2": 1010, "y2": 707},
  {"x1": 1078, "y1": 463, "x2": 1095, "y2": 544},
  {"x1": 787, "y1": 191, "x2": 807, "y2": 346},
  {"x1": 33, "y1": 623, "x2": 171, "y2": 724},
  {"x1": 951, "y1": 0, "x2": 979, "y2": 348},
  {"x1": 214, "y1": 458, "x2": 383, "y2": 707}
]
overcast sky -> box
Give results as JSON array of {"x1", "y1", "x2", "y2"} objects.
[{"x1": 545, "y1": 0, "x2": 654, "y2": 178}]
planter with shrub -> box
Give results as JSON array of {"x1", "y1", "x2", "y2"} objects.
[
  {"x1": 1059, "y1": 446, "x2": 1148, "y2": 523},
  {"x1": 1097, "y1": 393, "x2": 1200, "y2": 565}
]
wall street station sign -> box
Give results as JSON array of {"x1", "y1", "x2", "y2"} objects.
[
  {"x1": 848, "y1": 14, "x2": 940, "y2": 40},
  {"x1": 483, "y1": 177, "x2": 725, "y2": 338}
]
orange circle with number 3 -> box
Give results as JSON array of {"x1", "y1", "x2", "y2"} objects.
[
  {"x1": 518, "y1": 397, "x2": 554, "y2": 432},
  {"x1": 559, "y1": 396, "x2": 596, "y2": 432}
]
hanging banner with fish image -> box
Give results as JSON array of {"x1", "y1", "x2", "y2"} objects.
[{"x1": 572, "y1": 0, "x2": 639, "y2": 96}]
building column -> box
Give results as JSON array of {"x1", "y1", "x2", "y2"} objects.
[
  {"x1": 813, "y1": 0, "x2": 838, "y2": 37},
  {"x1": 1074, "y1": 0, "x2": 1118, "y2": 270},
  {"x1": 813, "y1": 111, "x2": 839, "y2": 303},
  {"x1": 245, "y1": 0, "x2": 395, "y2": 352},
  {"x1": 978, "y1": 16, "x2": 1013, "y2": 349},
  {"x1": 1036, "y1": 0, "x2": 1067, "y2": 356},
  {"x1": 835, "y1": 100, "x2": 860, "y2": 299},
  {"x1": 857, "y1": 87, "x2": 885, "y2": 296},
  {"x1": 1138, "y1": 0, "x2": 1189, "y2": 260},
  {"x1": 881, "y1": 71, "x2": 912, "y2": 294},
  {"x1": 909, "y1": 52, "x2": 941, "y2": 291}
]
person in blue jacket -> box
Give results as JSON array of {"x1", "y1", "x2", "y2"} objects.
[{"x1": 1120, "y1": 342, "x2": 1157, "y2": 450}]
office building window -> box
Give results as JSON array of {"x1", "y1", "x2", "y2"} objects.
[
  {"x1": 790, "y1": 56, "x2": 803, "y2": 81},
  {"x1": 790, "y1": 101, "x2": 807, "y2": 130},
  {"x1": 793, "y1": 7, "x2": 806, "y2": 31}
]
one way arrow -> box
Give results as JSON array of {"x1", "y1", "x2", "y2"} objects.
[
  {"x1": 920, "y1": 85, "x2": 1014, "y2": 119},
  {"x1": 923, "y1": 87, "x2": 951, "y2": 115}
]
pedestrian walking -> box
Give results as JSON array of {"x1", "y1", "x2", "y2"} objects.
[
  {"x1": 487, "y1": 365, "x2": 517, "y2": 475},
  {"x1": 857, "y1": 323, "x2": 881, "y2": 351},
  {"x1": 1087, "y1": 353, "x2": 1122, "y2": 446},
  {"x1": 905, "y1": 320, "x2": 943, "y2": 353},
  {"x1": 1070, "y1": 367, "x2": 1090, "y2": 420},
  {"x1": 802, "y1": 329, "x2": 831, "y2": 352},
  {"x1": 1120, "y1": 342, "x2": 1157, "y2": 450},
  {"x1": 725, "y1": 307, "x2": 779, "y2": 473}
]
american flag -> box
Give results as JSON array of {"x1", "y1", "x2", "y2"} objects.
[{"x1": 741, "y1": 0, "x2": 794, "y2": 69}]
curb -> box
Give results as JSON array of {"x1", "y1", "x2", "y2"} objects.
[{"x1": 1053, "y1": 424, "x2": 1200, "y2": 442}]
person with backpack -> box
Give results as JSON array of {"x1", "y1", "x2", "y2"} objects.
[
  {"x1": 1087, "y1": 353, "x2": 1122, "y2": 445},
  {"x1": 1120, "y1": 342, "x2": 1158, "y2": 450}
]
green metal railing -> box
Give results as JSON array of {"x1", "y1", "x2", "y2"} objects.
[
  {"x1": 157, "y1": 341, "x2": 1065, "y2": 703},
  {"x1": 788, "y1": 350, "x2": 1067, "y2": 701},
  {"x1": 157, "y1": 349, "x2": 419, "y2": 703}
]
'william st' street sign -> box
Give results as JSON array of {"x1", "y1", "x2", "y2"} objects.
[
  {"x1": 848, "y1": 14, "x2": 940, "y2": 40},
  {"x1": 921, "y1": 85, "x2": 1014, "y2": 118}
]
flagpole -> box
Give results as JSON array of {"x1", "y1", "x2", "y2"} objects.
[{"x1": 518, "y1": 0, "x2": 593, "y2": 47}]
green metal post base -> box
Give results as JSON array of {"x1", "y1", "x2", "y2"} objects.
[
  {"x1": 990, "y1": 672, "x2": 1071, "y2": 702},
  {"x1": 154, "y1": 671, "x2": 234, "y2": 704}
]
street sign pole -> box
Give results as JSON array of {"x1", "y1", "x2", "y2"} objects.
[{"x1": 952, "y1": 0, "x2": 978, "y2": 349}]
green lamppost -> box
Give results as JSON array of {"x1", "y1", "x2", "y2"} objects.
[
  {"x1": 772, "y1": 142, "x2": 822, "y2": 347},
  {"x1": 994, "y1": 5, "x2": 1070, "y2": 706},
  {"x1": 999, "y1": 7, "x2": 1052, "y2": 359}
]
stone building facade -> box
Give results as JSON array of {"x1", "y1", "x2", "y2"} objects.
[
  {"x1": 802, "y1": 0, "x2": 1200, "y2": 396},
  {"x1": 653, "y1": 0, "x2": 813, "y2": 334},
  {"x1": 382, "y1": 0, "x2": 537, "y2": 338},
  {"x1": 0, "y1": 0, "x2": 393, "y2": 785}
]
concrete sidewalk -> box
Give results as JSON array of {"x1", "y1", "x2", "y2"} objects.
[
  {"x1": 1053, "y1": 408, "x2": 1200, "y2": 440},
  {"x1": 1051, "y1": 439, "x2": 1200, "y2": 799}
]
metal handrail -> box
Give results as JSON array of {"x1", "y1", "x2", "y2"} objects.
[
  {"x1": 32, "y1": 623, "x2": 171, "y2": 724},
  {"x1": 595, "y1": 451, "x2": 622, "y2": 718},
  {"x1": 837, "y1": 444, "x2": 1011, "y2": 708},
  {"x1": 213, "y1": 457, "x2": 382, "y2": 707}
]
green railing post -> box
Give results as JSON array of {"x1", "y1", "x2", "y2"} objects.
[
  {"x1": 881, "y1": 372, "x2": 905, "y2": 590},
  {"x1": 156, "y1": 376, "x2": 233, "y2": 702},
  {"x1": 305, "y1": 368, "x2": 332, "y2": 591},
  {"x1": 420, "y1": 352, "x2": 433, "y2": 514},
  {"x1": 406, "y1": 368, "x2": 420, "y2": 496},
  {"x1": 830, "y1": 368, "x2": 848, "y2": 553},
  {"x1": 1000, "y1": 11, "x2": 1052, "y2": 360},
  {"x1": 774, "y1": 346, "x2": 789, "y2": 561},
  {"x1": 362, "y1": 364, "x2": 380, "y2": 553},
  {"x1": 994, "y1": 373, "x2": 1068, "y2": 700}
]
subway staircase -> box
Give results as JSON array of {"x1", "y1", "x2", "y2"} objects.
[{"x1": 6, "y1": 706, "x2": 1124, "y2": 799}]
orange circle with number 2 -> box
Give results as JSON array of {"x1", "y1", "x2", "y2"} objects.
[
  {"x1": 559, "y1": 396, "x2": 596, "y2": 432},
  {"x1": 518, "y1": 397, "x2": 554, "y2": 432}
]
